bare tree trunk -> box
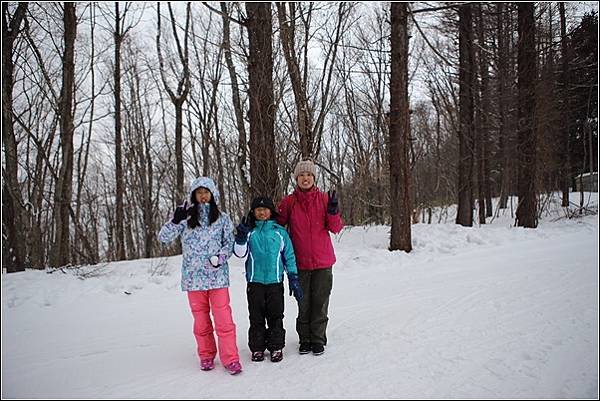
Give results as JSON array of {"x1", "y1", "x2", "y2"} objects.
[
  {"x1": 27, "y1": 124, "x2": 51, "y2": 268},
  {"x1": 143, "y1": 146, "x2": 155, "y2": 259},
  {"x1": 497, "y1": 3, "x2": 510, "y2": 210},
  {"x1": 156, "y1": 2, "x2": 190, "y2": 202},
  {"x1": 246, "y1": 2, "x2": 279, "y2": 199},
  {"x1": 478, "y1": 5, "x2": 493, "y2": 218},
  {"x1": 213, "y1": 102, "x2": 226, "y2": 209},
  {"x1": 476, "y1": 4, "x2": 491, "y2": 223},
  {"x1": 14, "y1": 97, "x2": 58, "y2": 268},
  {"x1": 276, "y1": 2, "x2": 314, "y2": 159},
  {"x1": 114, "y1": 2, "x2": 126, "y2": 260},
  {"x1": 372, "y1": 29, "x2": 387, "y2": 225},
  {"x1": 275, "y1": 2, "x2": 348, "y2": 161},
  {"x1": 389, "y1": 2, "x2": 412, "y2": 252},
  {"x1": 174, "y1": 98, "x2": 185, "y2": 189},
  {"x1": 474, "y1": 20, "x2": 485, "y2": 225},
  {"x1": 51, "y1": 2, "x2": 77, "y2": 267},
  {"x1": 311, "y1": 3, "x2": 347, "y2": 159},
  {"x1": 143, "y1": 93, "x2": 156, "y2": 259},
  {"x1": 516, "y1": 2, "x2": 538, "y2": 228},
  {"x1": 74, "y1": 3, "x2": 97, "y2": 265},
  {"x1": 456, "y1": 4, "x2": 474, "y2": 227},
  {"x1": 124, "y1": 54, "x2": 156, "y2": 259},
  {"x1": 124, "y1": 183, "x2": 138, "y2": 260},
  {"x1": 220, "y1": 2, "x2": 250, "y2": 199},
  {"x1": 2, "y1": 2, "x2": 28, "y2": 272},
  {"x1": 559, "y1": 2, "x2": 571, "y2": 207}
]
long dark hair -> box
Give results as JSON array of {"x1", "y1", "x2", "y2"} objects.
[{"x1": 188, "y1": 189, "x2": 220, "y2": 229}]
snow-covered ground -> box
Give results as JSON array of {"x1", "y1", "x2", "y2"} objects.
[{"x1": 2, "y1": 194, "x2": 598, "y2": 398}]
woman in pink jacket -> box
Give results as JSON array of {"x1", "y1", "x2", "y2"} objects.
[{"x1": 276, "y1": 159, "x2": 344, "y2": 356}]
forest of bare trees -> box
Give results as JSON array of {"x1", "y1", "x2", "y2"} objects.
[{"x1": 2, "y1": 2, "x2": 598, "y2": 271}]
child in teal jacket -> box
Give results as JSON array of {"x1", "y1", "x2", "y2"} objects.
[{"x1": 233, "y1": 196, "x2": 303, "y2": 363}]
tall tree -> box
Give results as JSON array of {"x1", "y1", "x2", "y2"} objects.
[
  {"x1": 156, "y1": 2, "x2": 190, "y2": 202},
  {"x1": 516, "y1": 2, "x2": 537, "y2": 228},
  {"x1": 276, "y1": 3, "x2": 349, "y2": 160},
  {"x1": 187, "y1": 9, "x2": 220, "y2": 179},
  {"x1": 496, "y1": 2, "x2": 511, "y2": 210},
  {"x1": 113, "y1": 2, "x2": 128, "y2": 260},
  {"x1": 476, "y1": 4, "x2": 492, "y2": 221},
  {"x1": 122, "y1": 43, "x2": 158, "y2": 259},
  {"x1": 456, "y1": 4, "x2": 474, "y2": 227},
  {"x1": 245, "y1": 2, "x2": 279, "y2": 199},
  {"x1": 276, "y1": 2, "x2": 313, "y2": 159},
  {"x1": 2, "y1": 2, "x2": 28, "y2": 272},
  {"x1": 389, "y1": 2, "x2": 412, "y2": 252},
  {"x1": 18, "y1": 11, "x2": 58, "y2": 268},
  {"x1": 558, "y1": 2, "x2": 570, "y2": 207},
  {"x1": 568, "y1": 12, "x2": 597, "y2": 206},
  {"x1": 74, "y1": 3, "x2": 99, "y2": 266},
  {"x1": 219, "y1": 2, "x2": 251, "y2": 198},
  {"x1": 51, "y1": 2, "x2": 77, "y2": 267}
]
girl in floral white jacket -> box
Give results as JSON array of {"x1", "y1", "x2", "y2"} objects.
[{"x1": 159, "y1": 176, "x2": 241, "y2": 375}]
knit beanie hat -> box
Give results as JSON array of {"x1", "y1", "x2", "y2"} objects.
[
  {"x1": 249, "y1": 196, "x2": 278, "y2": 223},
  {"x1": 250, "y1": 196, "x2": 276, "y2": 213},
  {"x1": 293, "y1": 159, "x2": 317, "y2": 178}
]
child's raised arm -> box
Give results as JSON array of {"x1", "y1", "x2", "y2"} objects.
[
  {"x1": 158, "y1": 202, "x2": 189, "y2": 244},
  {"x1": 233, "y1": 216, "x2": 251, "y2": 258}
]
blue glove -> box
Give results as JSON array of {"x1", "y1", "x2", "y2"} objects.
[
  {"x1": 235, "y1": 216, "x2": 251, "y2": 245},
  {"x1": 327, "y1": 190, "x2": 339, "y2": 215},
  {"x1": 288, "y1": 274, "x2": 303, "y2": 302}
]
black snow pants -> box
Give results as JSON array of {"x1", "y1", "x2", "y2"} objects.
[{"x1": 246, "y1": 282, "x2": 286, "y2": 352}]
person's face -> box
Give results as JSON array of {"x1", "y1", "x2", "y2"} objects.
[
  {"x1": 296, "y1": 172, "x2": 315, "y2": 190},
  {"x1": 254, "y1": 207, "x2": 272, "y2": 221},
  {"x1": 195, "y1": 187, "x2": 212, "y2": 204}
]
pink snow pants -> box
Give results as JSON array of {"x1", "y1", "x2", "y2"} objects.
[{"x1": 187, "y1": 288, "x2": 239, "y2": 366}]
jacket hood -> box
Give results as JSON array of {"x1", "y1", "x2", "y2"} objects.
[{"x1": 189, "y1": 177, "x2": 220, "y2": 204}]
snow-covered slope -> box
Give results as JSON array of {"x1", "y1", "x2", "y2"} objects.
[{"x1": 2, "y1": 194, "x2": 598, "y2": 398}]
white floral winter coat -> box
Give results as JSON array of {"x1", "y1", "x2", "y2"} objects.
[{"x1": 158, "y1": 177, "x2": 234, "y2": 291}]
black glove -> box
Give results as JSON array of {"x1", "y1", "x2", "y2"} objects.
[
  {"x1": 172, "y1": 201, "x2": 190, "y2": 224},
  {"x1": 327, "y1": 190, "x2": 339, "y2": 215},
  {"x1": 288, "y1": 274, "x2": 303, "y2": 302},
  {"x1": 235, "y1": 216, "x2": 252, "y2": 245}
]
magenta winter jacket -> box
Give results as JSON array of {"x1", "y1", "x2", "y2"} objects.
[{"x1": 276, "y1": 186, "x2": 344, "y2": 270}]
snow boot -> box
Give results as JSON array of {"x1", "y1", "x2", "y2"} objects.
[
  {"x1": 311, "y1": 344, "x2": 325, "y2": 355},
  {"x1": 251, "y1": 351, "x2": 265, "y2": 362},
  {"x1": 270, "y1": 349, "x2": 283, "y2": 363},
  {"x1": 299, "y1": 342, "x2": 311, "y2": 355},
  {"x1": 200, "y1": 359, "x2": 215, "y2": 371},
  {"x1": 225, "y1": 361, "x2": 242, "y2": 375}
]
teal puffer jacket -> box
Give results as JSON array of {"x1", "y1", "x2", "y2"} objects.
[{"x1": 240, "y1": 220, "x2": 298, "y2": 284}]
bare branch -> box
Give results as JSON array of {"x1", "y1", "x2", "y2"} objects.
[
  {"x1": 408, "y1": 4, "x2": 454, "y2": 67},
  {"x1": 201, "y1": 1, "x2": 245, "y2": 26}
]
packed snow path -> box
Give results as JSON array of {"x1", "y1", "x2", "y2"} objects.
[{"x1": 3, "y1": 203, "x2": 598, "y2": 398}]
